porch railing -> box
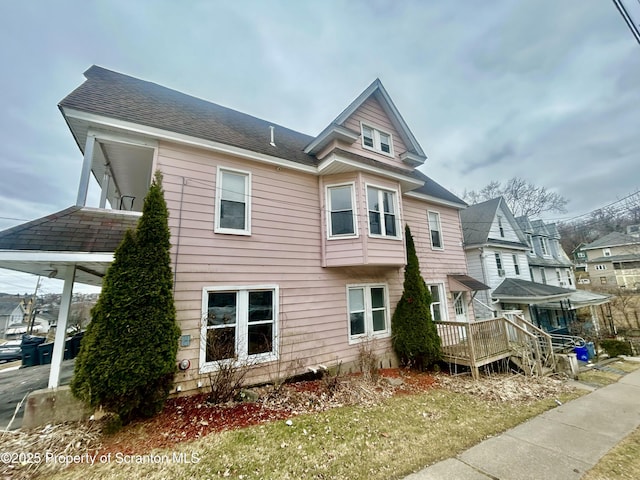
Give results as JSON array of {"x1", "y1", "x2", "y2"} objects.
[{"x1": 436, "y1": 314, "x2": 555, "y2": 378}]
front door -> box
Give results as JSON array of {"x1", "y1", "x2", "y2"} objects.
[{"x1": 454, "y1": 292, "x2": 468, "y2": 322}]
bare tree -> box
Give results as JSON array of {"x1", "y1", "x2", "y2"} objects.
[{"x1": 462, "y1": 177, "x2": 568, "y2": 217}]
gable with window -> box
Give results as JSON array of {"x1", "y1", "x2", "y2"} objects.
[
  {"x1": 347, "y1": 284, "x2": 390, "y2": 342},
  {"x1": 367, "y1": 186, "x2": 398, "y2": 238},
  {"x1": 327, "y1": 183, "x2": 357, "y2": 238},
  {"x1": 201, "y1": 285, "x2": 278, "y2": 371},
  {"x1": 215, "y1": 167, "x2": 251, "y2": 235},
  {"x1": 361, "y1": 123, "x2": 393, "y2": 156},
  {"x1": 427, "y1": 211, "x2": 443, "y2": 249}
]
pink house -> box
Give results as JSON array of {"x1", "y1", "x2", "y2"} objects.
[{"x1": 0, "y1": 66, "x2": 484, "y2": 392}]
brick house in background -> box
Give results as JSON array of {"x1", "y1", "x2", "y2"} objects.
[{"x1": 0, "y1": 66, "x2": 486, "y2": 392}]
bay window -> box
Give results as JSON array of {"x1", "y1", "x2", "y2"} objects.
[{"x1": 367, "y1": 186, "x2": 398, "y2": 238}]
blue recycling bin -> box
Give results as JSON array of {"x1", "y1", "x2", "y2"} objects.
[
  {"x1": 586, "y1": 342, "x2": 596, "y2": 359},
  {"x1": 574, "y1": 346, "x2": 589, "y2": 362}
]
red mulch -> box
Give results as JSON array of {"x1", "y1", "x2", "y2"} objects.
[{"x1": 98, "y1": 368, "x2": 436, "y2": 456}]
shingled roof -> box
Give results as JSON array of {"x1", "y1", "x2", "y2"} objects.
[
  {"x1": 59, "y1": 65, "x2": 318, "y2": 167},
  {"x1": 492, "y1": 278, "x2": 572, "y2": 303},
  {"x1": 0, "y1": 206, "x2": 140, "y2": 252}
]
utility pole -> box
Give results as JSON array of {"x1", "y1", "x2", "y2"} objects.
[{"x1": 27, "y1": 276, "x2": 41, "y2": 335}]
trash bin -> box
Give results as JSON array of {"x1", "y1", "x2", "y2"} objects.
[
  {"x1": 586, "y1": 342, "x2": 596, "y2": 359},
  {"x1": 574, "y1": 345, "x2": 589, "y2": 362},
  {"x1": 38, "y1": 342, "x2": 54, "y2": 365},
  {"x1": 21, "y1": 335, "x2": 46, "y2": 367},
  {"x1": 70, "y1": 331, "x2": 85, "y2": 358}
]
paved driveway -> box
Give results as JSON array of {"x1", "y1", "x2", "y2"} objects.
[{"x1": 0, "y1": 359, "x2": 75, "y2": 430}]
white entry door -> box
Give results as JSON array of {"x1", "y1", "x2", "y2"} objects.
[
  {"x1": 453, "y1": 292, "x2": 468, "y2": 340},
  {"x1": 454, "y1": 292, "x2": 468, "y2": 322}
]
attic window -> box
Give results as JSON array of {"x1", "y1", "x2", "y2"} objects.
[{"x1": 361, "y1": 124, "x2": 393, "y2": 156}]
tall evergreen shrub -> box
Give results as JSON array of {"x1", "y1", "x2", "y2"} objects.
[
  {"x1": 391, "y1": 225, "x2": 441, "y2": 369},
  {"x1": 71, "y1": 171, "x2": 181, "y2": 424}
]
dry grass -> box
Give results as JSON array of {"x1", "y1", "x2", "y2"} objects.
[
  {"x1": 38, "y1": 374, "x2": 581, "y2": 480},
  {"x1": 583, "y1": 425, "x2": 640, "y2": 480},
  {"x1": 579, "y1": 359, "x2": 640, "y2": 387}
]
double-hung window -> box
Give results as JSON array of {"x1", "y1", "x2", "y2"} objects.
[
  {"x1": 327, "y1": 184, "x2": 357, "y2": 237},
  {"x1": 215, "y1": 167, "x2": 251, "y2": 235},
  {"x1": 539, "y1": 237, "x2": 549, "y2": 256},
  {"x1": 201, "y1": 285, "x2": 278, "y2": 370},
  {"x1": 367, "y1": 186, "x2": 398, "y2": 237},
  {"x1": 361, "y1": 124, "x2": 393, "y2": 155},
  {"x1": 347, "y1": 284, "x2": 389, "y2": 341},
  {"x1": 428, "y1": 211, "x2": 443, "y2": 249}
]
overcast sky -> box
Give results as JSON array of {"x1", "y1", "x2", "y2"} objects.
[{"x1": 0, "y1": 0, "x2": 639, "y2": 294}]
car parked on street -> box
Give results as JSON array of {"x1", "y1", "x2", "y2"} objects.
[{"x1": 0, "y1": 340, "x2": 22, "y2": 363}]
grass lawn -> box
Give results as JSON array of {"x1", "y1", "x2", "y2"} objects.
[
  {"x1": 578, "y1": 359, "x2": 640, "y2": 387},
  {"x1": 583, "y1": 425, "x2": 640, "y2": 480},
  {"x1": 47, "y1": 385, "x2": 582, "y2": 480}
]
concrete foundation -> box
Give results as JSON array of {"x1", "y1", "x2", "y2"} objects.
[
  {"x1": 22, "y1": 385, "x2": 92, "y2": 430},
  {"x1": 555, "y1": 353, "x2": 579, "y2": 379}
]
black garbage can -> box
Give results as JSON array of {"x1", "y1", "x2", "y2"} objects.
[
  {"x1": 70, "y1": 331, "x2": 85, "y2": 358},
  {"x1": 38, "y1": 342, "x2": 54, "y2": 365},
  {"x1": 21, "y1": 335, "x2": 46, "y2": 367}
]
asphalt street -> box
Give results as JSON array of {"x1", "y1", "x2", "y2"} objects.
[{"x1": 0, "y1": 359, "x2": 75, "y2": 430}]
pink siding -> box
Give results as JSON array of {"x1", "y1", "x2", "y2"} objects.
[
  {"x1": 342, "y1": 96, "x2": 412, "y2": 171},
  {"x1": 155, "y1": 141, "x2": 469, "y2": 393},
  {"x1": 158, "y1": 142, "x2": 403, "y2": 390},
  {"x1": 403, "y1": 197, "x2": 476, "y2": 322}
]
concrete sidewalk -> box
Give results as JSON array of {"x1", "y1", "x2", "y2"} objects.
[{"x1": 405, "y1": 366, "x2": 640, "y2": 480}]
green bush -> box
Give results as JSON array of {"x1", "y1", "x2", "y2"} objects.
[
  {"x1": 391, "y1": 225, "x2": 441, "y2": 369},
  {"x1": 600, "y1": 339, "x2": 633, "y2": 357},
  {"x1": 71, "y1": 171, "x2": 181, "y2": 424}
]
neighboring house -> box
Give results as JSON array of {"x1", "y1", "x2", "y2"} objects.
[
  {"x1": 0, "y1": 296, "x2": 27, "y2": 338},
  {"x1": 0, "y1": 66, "x2": 483, "y2": 391},
  {"x1": 581, "y1": 232, "x2": 640, "y2": 290},
  {"x1": 517, "y1": 218, "x2": 576, "y2": 289},
  {"x1": 460, "y1": 198, "x2": 608, "y2": 334}
]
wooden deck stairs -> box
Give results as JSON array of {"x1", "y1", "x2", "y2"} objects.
[{"x1": 436, "y1": 313, "x2": 556, "y2": 379}]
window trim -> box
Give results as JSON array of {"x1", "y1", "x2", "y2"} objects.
[
  {"x1": 427, "y1": 210, "x2": 444, "y2": 250},
  {"x1": 200, "y1": 284, "x2": 279, "y2": 373},
  {"x1": 346, "y1": 283, "x2": 391, "y2": 344},
  {"x1": 326, "y1": 182, "x2": 359, "y2": 240},
  {"x1": 366, "y1": 183, "x2": 401, "y2": 239},
  {"x1": 360, "y1": 122, "x2": 394, "y2": 157},
  {"x1": 497, "y1": 216, "x2": 505, "y2": 238},
  {"x1": 539, "y1": 237, "x2": 550, "y2": 256},
  {"x1": 427, "y1": 283, "x2": 447, "y2": 322},
  {"x1": 512, "y1": 254, "x2": 520, "y2": 275},
  {"x1": 214, "y1": 166, "x2": 251, "y2": 236}
]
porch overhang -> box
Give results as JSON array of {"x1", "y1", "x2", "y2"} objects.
[
  {"x1": 492, "y1": 278, "x2": 573, "y2": 305},
  {"x1": 448, "y1": 274, "x2": 490, "y2": 292},
  {"x1": 538, "y1": 289, "x2": 611, "y2": 310}
]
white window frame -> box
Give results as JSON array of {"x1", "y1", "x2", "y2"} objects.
[
  {"x1": 527, "y1": 234, "x2": 534, "y2": 255},
  {"x1": 200, "y1": 285, "x2": 279, "y2": 373},
  {"x1": 603, "y1": 248, "x2": 612, "y2": 257},
  {"x1": 366, "y1": 184, "x2": 401, "y2": 239},
  {"x1": 215, "y1": 166, "x2": 251, "y2": 235},
  {"x1": 539, "y1": 237, "x2": 550, "y2": 256},
  {"x1": 595, "y1": 264, "x2": 607, "y2": 271},
  {"x1": 427, "y1": 210, "x2": 444, "y2": 250},
  {"x1": 347, "y1": 284, "x2": 390, "y2": 344},
  {"x1": 326, "y1": 182, "x2": 359, "y2": 239},
  {"x1": 427, "y1": 283, "x2": 447, "y2": 322},
  {"x1": 360, "y1": 122, "x2": 394, "y2": 157},
  {"x1": 512, "y1": 254, "x2": 520, "y2": 275}
]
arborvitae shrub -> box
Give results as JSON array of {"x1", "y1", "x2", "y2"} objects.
[
  {"x1": 391, "y1": 225, "x2": 441, "y2": 369},
  {"x1": 71, "y1": 171, "x2": 181, "y2": 424}
]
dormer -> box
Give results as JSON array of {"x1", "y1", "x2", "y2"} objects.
[{"x1": 305, "y1": 79, "x2": 427, "y2": 171}]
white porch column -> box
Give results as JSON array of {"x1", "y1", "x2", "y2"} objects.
[
  {"x1": 99, "y1": 169, "x2": 111, "y2": 208},
  {"x1": 48, "y1": 266, "x2": 76, "y2": 389},
  {"x1": 76, "y1": 134, "x2": 96, "y2": 206}
]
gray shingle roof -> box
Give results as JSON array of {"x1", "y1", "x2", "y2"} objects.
[
  {"x1": 0, "y1": 206, "x2": 139, "y2": 252},
  {"x1": 460, "y1": 197, "x2": 528, "y2": 247},
  {"x1": 583, "y1": 231, "x2": 640, "y2": 250},
  {"x1": 60, "y1": 65, "x2": 464, "y2": 207},
  {"x1": 493, "y1": 278, "x2": 572, "y2": 299},
  {"x1": 59, "y1": 65, "x2": 318, "y2": 167}
]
